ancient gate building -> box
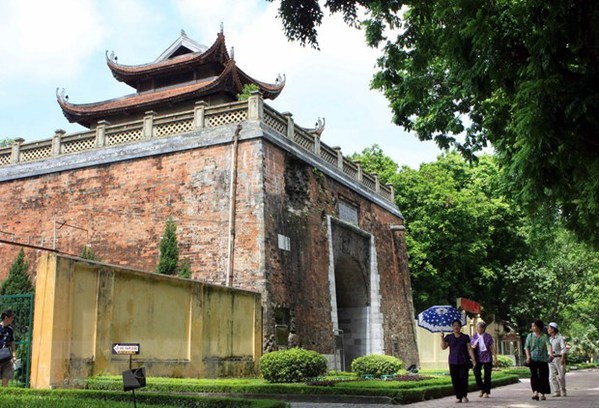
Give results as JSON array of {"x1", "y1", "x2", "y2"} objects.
[{"x1": 0, "y1": 31, "x2": 419, "y2": 368}]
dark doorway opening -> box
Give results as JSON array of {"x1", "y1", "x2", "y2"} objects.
[{"x1": 334, "y1": 255, "x2": 369, "y2": 367}]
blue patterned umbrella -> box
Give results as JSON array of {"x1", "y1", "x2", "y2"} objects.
[{"x1": 417, "y1": 305, "x2": 466, "y2": 333}]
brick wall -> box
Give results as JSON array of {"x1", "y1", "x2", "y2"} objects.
[
  {"x1": 0, "y1": 140, "x2": 265, "y2": 293},
  {"x1": 0, "y1": 135, "x2": 418, "y2": 366},
  {"x1": 261, "y1": 141, "x2": 419, "y2": 366}
]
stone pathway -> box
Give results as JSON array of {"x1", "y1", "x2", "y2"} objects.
[{"x1": 289, "y1": 369, "x2": 599, "y2": 407}]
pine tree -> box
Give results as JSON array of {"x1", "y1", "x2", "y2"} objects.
[
  {"x1": 1, "y1": 249, "x2": 34, "y2": 295},
  {"x1": 157, "y1": 217, "x2": 179, "y2": 275},
  {"x1": 178, "y1": 258, "x2": 191, "y2": 279}
]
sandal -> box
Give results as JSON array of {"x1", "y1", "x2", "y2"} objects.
[
  {"x1": 532, "y1": 395, "x2": 539, "y2": 400},
  {"x1": 540, "y1": 395, "x2": 546, "y2": 400}
]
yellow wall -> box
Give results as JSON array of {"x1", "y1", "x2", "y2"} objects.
[
  {"x1": 415, "y1": 321, "x2": 450, "y2": 370},
  {"x1": 416, "y1": 317, "x2": 506, "y2": 370},
  {"x1": 30, "y1": 253, "x2": 261, "y2": 389}
]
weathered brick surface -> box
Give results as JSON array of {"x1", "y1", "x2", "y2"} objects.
[
  {"x1": 0, "y1": 136, "x2": 418, "y2": 365},
  {"x1": 0, "y1": 141, "x2": 264, "y2": 291},
  {"x1": 261, "y1": 141, "x2": 419, "y2": 365}
]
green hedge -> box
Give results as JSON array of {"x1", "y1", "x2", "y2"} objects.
[
  {"x1": 0, "y1": 388, "x2": 286, "y2": 408},
  {"x1": 495, "y1": 355, "x2": 514, "y2": 368},
  {"x1": 86, "y1": 371, "x2": 519, "y2": 402},
  {"x1": 351, "y1": 354, "x2": 403, "y2": 378},
  {"x1": 259, "y1": 348, "x2": 327, "y2": 383}
]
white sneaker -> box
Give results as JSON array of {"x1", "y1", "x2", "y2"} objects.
[{"x1": 552, "y1": 392, "x2": 561, "y2": 397}]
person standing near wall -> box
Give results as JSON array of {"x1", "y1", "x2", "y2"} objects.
[
  {"x1": 441, "y1": 319, "x2": 477, "y2": 403},
  {"x1": 524, "y1": 319, "x2": 553, "y2": 401},
  {"x1": 471, "y1": 321, "x2": 497, "y2": 398},
  {"x1": 0, "y1": 309, "x2": 16, "y2": 387},
  {"x1": 547, "y1": 322, "x2": 567, "y2": 397}
]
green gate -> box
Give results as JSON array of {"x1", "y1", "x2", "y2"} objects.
[{"x1": 0, "y1": 294, "x2": 34, "y2": 388}]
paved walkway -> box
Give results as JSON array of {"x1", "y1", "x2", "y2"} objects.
[{"x1": 290, "y1": 369, "x2": 599, "y2": 407}]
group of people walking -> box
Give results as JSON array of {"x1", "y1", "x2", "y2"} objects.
[
  {"x1": 441, "y1": 318, "x2": 567, "y2": 403},
  {"x1": 440, "y1": 319, "x2": 495, "y2": 403},
  {"x1": 525, "y1": 320, "x2": 568, "y2": 400}
]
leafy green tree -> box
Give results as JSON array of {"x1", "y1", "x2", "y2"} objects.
[
  {"x1": 1, "y1": 249, "x2": 34, "y2": 295},
  {"x1": 157, "y1": 217, "x2": 179, "y2": 275},
  {"x1": 348, "y1": 144, "x2": 399, "y2": 184},
  {"x1": 496, "y1": 226, "x2": 599, "y2": 336},
  {"x1": 270, "y1": 0, "x2": 599, "y2": 248},
  {"x1": 0, "y1": 138, "x2": 14, "y2": 148},
  {"x1": 237, "y1": 84, "x2": 260, "y2": 101},
  {"x1": 351, "y1": 147, "x2": 529, "y2": 316}
]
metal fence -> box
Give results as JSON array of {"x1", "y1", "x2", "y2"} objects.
[{"x1": 0, "y1": 294, "x2": 34, "y2": 388}]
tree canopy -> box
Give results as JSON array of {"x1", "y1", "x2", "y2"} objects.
[
  {"x1": 352, "y1": 144, "x2": 599, "y2": 343},
  {"x1": 271, "y1": 0, "x2": 599, "y2": 247}
]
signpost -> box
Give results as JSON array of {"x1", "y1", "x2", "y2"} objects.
[
  {"x1": 112, "y1": 343, "x2": 140, "y2": 355},
  {"x1": 113, "y1": 343, "x2": 144, "y2": 408},
  {"x1": 457, "y1": 297, "x2": 482, "y2": 314}
]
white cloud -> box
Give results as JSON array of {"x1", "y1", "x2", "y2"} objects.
[
  {"x1": 0, "y1": 0, "x2": 443, "y2": 167},
  {"x1": 0, "y1": 0, "x2": 106, "y2": 81}
]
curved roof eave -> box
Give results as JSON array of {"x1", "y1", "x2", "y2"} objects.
[
  {"x1": 106, "y1": 33, "x2": 230, "y2": 84},
  {"x1": 56, "y1": 79, "x2": 219, "y2": 126}
]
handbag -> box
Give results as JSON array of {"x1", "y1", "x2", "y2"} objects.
[{"x1": 0, "y1": 347, "x2": 12, "y2": 364}]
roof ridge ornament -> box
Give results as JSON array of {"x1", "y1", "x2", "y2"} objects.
[
  {"x1": 220, "y1": 22, "x2": 224, "y2": 35},
  {"x1": 275, "y1": 73, "x2": 286, "y2": 85},
  {"x1": 56, "y1": 88, "x2": 69, "y2": 101},
  {"x1": 105, "y1": 50, "x2": 118, "y2": 62},
  {"x1": 181, "y1": 29, "x2": 187, "y2": 37},
  {"x1": 313, "y1": 117, "x2": 325, "y2": 136},
  {"x1": 300, "y1": 117, "x2": 325, "y2": 136},
  {"x1": 230, "y1": 46, "x2": 235, "y2": 60}
]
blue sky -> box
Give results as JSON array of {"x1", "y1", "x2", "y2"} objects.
[{"x1": 0, "y1": 0, "x2": 444, "y2": 168}]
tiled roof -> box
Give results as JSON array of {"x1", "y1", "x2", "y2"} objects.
[
  {"x1": 57, "y1": 60, "x2": 285, "y2": 127},
  {"x1": 107, "y1": 33, "x2": 230, "y2": 88}
]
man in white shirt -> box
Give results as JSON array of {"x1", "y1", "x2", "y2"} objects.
[{"x1": 547, "y1": 322, "x2": 567, "y2": 397}]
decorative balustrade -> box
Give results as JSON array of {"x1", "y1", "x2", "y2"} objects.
[{"x1": 0, "y1": 95, "x2": 394, "y2": 203}]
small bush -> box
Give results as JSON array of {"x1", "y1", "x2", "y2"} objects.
[
  {"x1": 351, "y1": 354, "x2": 403, "y2": 378},
  {"x1": 260, "y1": 347, "x2": 327, "y2": 383},
  {"x1": 494, "y1": 355, "x2": 514, "y2": 368}
]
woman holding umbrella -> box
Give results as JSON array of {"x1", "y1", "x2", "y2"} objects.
[{"x1": 441, "y1": 319, "x2": 477, "y2": 403}]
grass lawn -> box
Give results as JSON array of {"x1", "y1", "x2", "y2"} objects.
[
  {"x1": 0, "y1": 388, "x2": 286, "y2": 408},
  {"x1": 85, "y1": 369, "x2": 520, "y2": 404},
  {"x1": 0, "y1": 368, "x2": 524, "y2": 406}
]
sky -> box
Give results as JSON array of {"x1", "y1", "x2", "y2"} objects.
[{"x1": 0, "y1": 0, "x2": 444, "y2": 169}]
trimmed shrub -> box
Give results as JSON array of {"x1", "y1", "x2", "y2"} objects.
[
  {"x1": 351, "y1": 354, "x2": 403, "y2": 378},
  {"x1": 260, "y1": 347, "x2": 327, "y2": 383},
  {"x1": 494, "y1": 355, "x2": 515, "y2": 368}
]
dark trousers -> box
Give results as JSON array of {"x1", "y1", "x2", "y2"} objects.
[
  {"x1": 449, "y1": 363, "x2": 470, "y2": 399},
  {"x1": 473, "y1": 361, "x2": 493, "y2": 394},
  {"x1": 529, "y1": 360, "x2": 551, "y2": 394}
]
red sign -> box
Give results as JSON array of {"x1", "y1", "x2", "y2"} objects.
[{"x1": 457, "y1": 298, "x2": 481, "y2": 314}]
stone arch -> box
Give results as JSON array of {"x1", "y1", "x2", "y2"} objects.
[{"x1": 328, "y1": 217, "x2": 383, "y2": 369}]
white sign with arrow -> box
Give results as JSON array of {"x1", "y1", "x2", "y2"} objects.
[{"x1": 112, "y1": 343, "x2": 140, "y2": 355}]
